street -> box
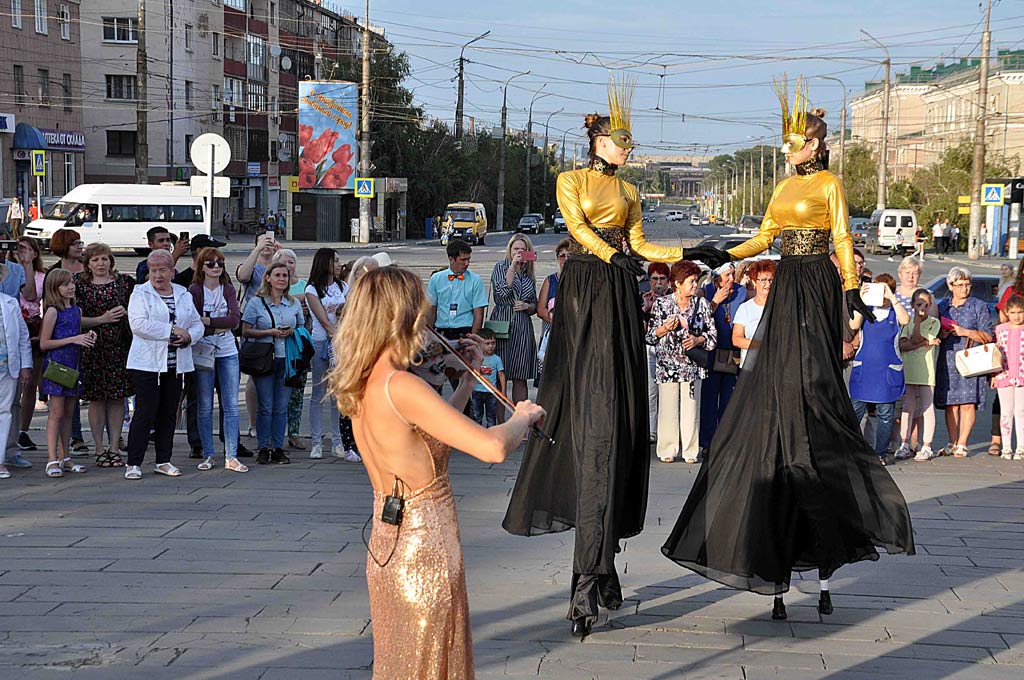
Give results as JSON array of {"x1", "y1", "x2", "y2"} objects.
[{"x1": 2, "y1": 219, "x2": 1023, "y2": 678}]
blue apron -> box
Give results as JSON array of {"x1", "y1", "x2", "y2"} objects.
[{"x1": 849, "y1": 306, "x2": 905, "y2": 403}]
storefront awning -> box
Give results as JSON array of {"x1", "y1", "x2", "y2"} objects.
[{"x1": 12, "y1": 122, "x2": 47, "y2": 150}]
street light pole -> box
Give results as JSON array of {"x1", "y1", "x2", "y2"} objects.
[
  {"x1": 817, "y1": 75, "x2": 847, "y2": 179},
  {"x1": 542, "y1": 108, "x2": 564, "y2": 224},
  {"x1": 496, "y1": 70, "x2": 530, "y2": 233},
  {"x1": 861, "y1": 29, "x2": 890, "y2": 210},
  {"x1": 969, "y1": 0, "x2": 993, "y2": 260},
  {"x1": 524, "y1": 86, "x2": 549, "y2": 216},
  {"x1": 454, "y1": 30, "x2": 490, "y2": 142}
]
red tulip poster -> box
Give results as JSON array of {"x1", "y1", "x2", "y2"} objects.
[{"x1": 298, "y1": 81, "x2": 359, "y2": 191}]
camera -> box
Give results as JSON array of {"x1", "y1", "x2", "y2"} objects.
[{"x1": 0, "y1": 240, "x2": 17, "y2": 252}]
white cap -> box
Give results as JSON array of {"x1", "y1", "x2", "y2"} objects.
[
  {"x1": 713, "y1": 262, "x2": 736, "y2": 276},
  {"x1": 371, "y1": 252, "x2": 394, "y2": 268}
]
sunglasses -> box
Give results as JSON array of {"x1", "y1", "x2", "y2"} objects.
[{"x1": 204, "y1": 260, "x2": 225, "y2": 268}]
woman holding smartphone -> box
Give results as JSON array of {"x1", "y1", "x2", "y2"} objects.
[{"x1": 488, "y1": 234, "x2": 538, "y2": 408}]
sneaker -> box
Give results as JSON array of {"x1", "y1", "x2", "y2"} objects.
[
  {"x1": 914, "y1": 446, "x2": 935, "y2": 461},
  {"x1": 343, "y1": 449, "x2": 362, "y2": 463},
  {"x1": 310, "y1": 443, "x2": 323, "y2": 459},
  {"x1": 270, "y1": 448, "x2": 291, "y2": 465},
  {"x1": 0, "y1": 466, "x2": 10, "y2": 479},
  {"x1": 189, "y1": 446, "x2": 204, "y2": 460},
  {"x1": 256, "y1": 448, "x2": 271, "y2": 465},
  {"x1": 236, "y1": 442, "x2": 254, "y2": 458},
  {"x1": 70, "y1": 437, "x2": 89, "y2": 456},
  {"x1": 124, "y1": 465, "x2": 142, "y2": 480},
  {"x1": 1002, "y1": 449, "x2": 1014, "y2": 461},
  {"x1": 894, "y1": 443, "x2": 913, "y2": 460},
  {"x1": 1015, "y1": 450, "x2": 1024, "y2": 461},
  {"x1": 17, "y1": 431, "x2": 37, "y2": 451},
  {"x1": 6, "y1": 454, "x2": 33, "y2": 469}
]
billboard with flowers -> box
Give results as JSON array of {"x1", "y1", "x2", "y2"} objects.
[{"x1": 298, "y1": 81, "x2": 359, "y2": 190}]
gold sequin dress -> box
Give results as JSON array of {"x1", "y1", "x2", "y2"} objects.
[{"x1": 366, "y1": 372, "x2": 473, "y2": 679}]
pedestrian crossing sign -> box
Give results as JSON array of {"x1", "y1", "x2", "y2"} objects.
[
  {"x1": 355, "y1": 178, "x2": 374, "y2": 198},
  {"x1": 31, "y1": 150, "x2": 45, "y2": 177},
  {"x1": 982, "y1": 183, "x2": 1004, "y2": 206}
]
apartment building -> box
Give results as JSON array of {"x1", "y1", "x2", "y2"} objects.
[
  {"x1": 0, "y1": 0, "x2": 84, "y2": 205},
  {"x1": 851, "y1": 51, "x2": 1024, "y2": 180}
]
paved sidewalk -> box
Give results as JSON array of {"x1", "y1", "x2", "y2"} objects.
[{"x1": 2, "y1": 422, "x2": 1024, "y2": 679}]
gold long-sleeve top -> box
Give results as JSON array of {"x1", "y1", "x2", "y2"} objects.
[
  {"x1": 556, "y1": 168, "x2": 682, "y2": 264},
  {"x1": 726, "y1": 170, "x2": 858, "y2": 291}
]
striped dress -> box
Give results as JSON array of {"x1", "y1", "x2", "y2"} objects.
[{"x1": 490, "y1": 259, "x2": 538, "y2": 381}]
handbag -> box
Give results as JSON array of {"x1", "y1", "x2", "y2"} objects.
[
  {"x1": 239, "y1": 298, "x2": 276, "y2": 377},
  {"x1": 955, "y1": 339, "x2": 1003, "y2": 378},
  {"x1": 192, "y1": 341, "x2": 216, "y2": 371},
  {"x1": 684, "y1": 346, "x2": 710, "y2": 369},
  {"x1": 712, "y1": 348, "x2": 741, "y2": 375},
  {"x1": 484, "y1": 319, "x2": 510, "y2": 339},
  {"x1": 43, "y1": 359, "x2": 79, "y2": 389}
]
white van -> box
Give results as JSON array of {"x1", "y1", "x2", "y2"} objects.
[
  {"x1": 25, "y1": 184, "x2": 207, "y2": 253},
  {"x1": 666, "y1": 210, "x2": 686, "y2": 222},
  {"x1": 865, "y1": 208, "x2": 917, "y2": 255}
]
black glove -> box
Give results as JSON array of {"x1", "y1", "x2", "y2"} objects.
[
  {"x1": 846, "y1": 288, "x2": 875, "y2": 323},
  {"x1": 682, "y1": 246, "x2": 731, "y2": 270},
  {"x1": 610, "y1": 252, "x2": 645, "y2": 277}
]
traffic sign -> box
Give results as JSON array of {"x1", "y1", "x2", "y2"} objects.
[
  {"x1": 982, "y1": 183, "x2": 1004, "y2": 206},
  {"x1": 957, "y1": 195, "x2": 970, "y2": 204},
  {"x1": 958, "y1": 206, "x2": 971, "y2": 215},
  {"x1": 355, "y1": 177, "x2": 374, "y2": 198},
  {"x1": 189, "y1": 133, "x2": 230, "y2": 175},
  {"x1": 288, "y1": 176, "x2": 299, "y2": 193},
  {"x1": 31, "y1": 150, "x2": 45, "y2": 176}
]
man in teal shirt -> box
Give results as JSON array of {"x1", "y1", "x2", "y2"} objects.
[{"x1": 427, "y1": 239, "x2": 487, "y2": 341}]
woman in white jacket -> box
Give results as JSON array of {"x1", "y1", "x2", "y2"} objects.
[
  {"x1": 0, "y1": 292, "x2": 32, "y2": 479},
  {"x1": 123, "y1": 250, "x2": 204, "y2": 480}
]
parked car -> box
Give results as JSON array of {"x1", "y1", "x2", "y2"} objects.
[
  {"x1": 692, "y1": 234, "x2": 781, "y2": 267},
  {"x1": 924, "y1": 274, "x2": 1000, "y2": 324},
  {"x1": 865, "y1": 208, "x2": 917, "y2": 255},
  {"x1": 442, "y1": 201, "x2": 488, "y2": 245},
  {"x1": 737, "y1": 214, "x2": 764, "y2": 233},
  {"x1": 516, "y1": 213, "x2": 545, "y2": 234},
  {"x1": 850, "y1": 217, "x2": 870, "y2": 246},
  {"x1": 690, "y1": 214, "x2": 701, "y2": 226},
  {"x1": 552, "y1": 209, "x2": 566, "y2": 233}
]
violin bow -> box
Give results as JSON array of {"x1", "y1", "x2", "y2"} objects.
[{"x1": 426, "y1": 326, "x2": 555, "y2": 445}]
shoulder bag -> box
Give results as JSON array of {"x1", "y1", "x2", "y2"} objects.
[
  {"x1": 955, "y1": 338, "x2": 1003, "y2": 378},
  {"x1": 239, "y1": 298, "x2": 276, "y2": 377}
]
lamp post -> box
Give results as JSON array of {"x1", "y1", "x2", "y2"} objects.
[
  {"x1": 817, "y1": 75, "x2": 847, "y2": 179},
  {"x1": 455, "y1": 30, "x2": 490, "y2": 141},
  {"x1": 524, "y1": 86, "x2": 550, "y2": 216},
  {"x1": 542, "y1": 107, "x2": 564, "y2": 224},
  {"x1": 496, "y1": 70, "x2": 530, "y2": 233},
  {"x1": 861, "y1": 29, "x2": 891, "y2": 210}
]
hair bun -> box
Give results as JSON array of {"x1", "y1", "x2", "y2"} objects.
[
  {"x1": 810, "y1": 107, "x2": 827, "y2": 119},
  {"x1": 583, "y1": 113, "x2": 601, "y2": 129}
]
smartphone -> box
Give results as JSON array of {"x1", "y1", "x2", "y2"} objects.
[
  {"x1": 520, "y1": 251, "x2": 538, "y2": 262},
  {"x1": 179, "y1": 231, "x2": 190, "y2": 241}
]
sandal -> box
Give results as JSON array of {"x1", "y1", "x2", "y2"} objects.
[
  {"x1": 45, "y1": 461, "x2": 63, "y2": 478},
  {"x1": 287, "y1": 436, "x2": 307, "y2": 450},
  {"x1": 953, "y1": 445, "x2": 969, "y2": 458},
  {"x1": 988, "y1": 443, "x2": 1002, "y2": 456},
  {"x1": 197, "y1": 457, "x2": 214, "y2": 471},
  {"x1": 95, "y1": 449, "x2": 124, "y2": 468},
  {"x1": 62, "y1": 458, "x2": 87, "y2": 473},
  {"x1": 225, "y1": 458, "x2": 249, "y2": 473},
  {"x1": 154, "y1": 463, "x2": 182, "y2": 477},
  {"x1": 660, "y1": 457, "x2": 675, "y2": 463}
]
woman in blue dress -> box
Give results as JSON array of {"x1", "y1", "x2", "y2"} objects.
[
  {"x1": 935, "y1": 266, "x2": 995, "y2": 457},
  {"x1": 849, "y1": 273, "x2": 911, "y2": 463}
]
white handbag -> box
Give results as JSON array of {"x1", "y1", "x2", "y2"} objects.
[
  {"x1": 192, "y1": 341, "x2": 216, "y2": 371},
  {"x1": 954, "y1": 340, "x2": 1003, "y2": 378}
]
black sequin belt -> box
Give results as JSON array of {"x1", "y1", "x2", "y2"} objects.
[
  {"x1": 780, "y1": 229, "x2": 829, "y2": 256},
  {"x1": 566, "y1": 226, "x2": 628, "y2": 255}
]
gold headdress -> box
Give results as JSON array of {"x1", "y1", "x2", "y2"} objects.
[
  {"x1": 607, "y1": 74, "x2": 636, "y2": 149},
  {"x1": 774, "y1": 74, "x2": 808, "y2": 154}
]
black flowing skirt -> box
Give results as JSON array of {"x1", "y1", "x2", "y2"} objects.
[
  {"x1": 503, "y1": 254, "x2": 649, "y2": 575},
  {"x1": 661, "y1": 253, "x2": 915, "y2": 595}
]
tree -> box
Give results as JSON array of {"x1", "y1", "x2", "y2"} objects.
[{"x1": 840, "y1": 143, "x2": 879, "y2": 217}]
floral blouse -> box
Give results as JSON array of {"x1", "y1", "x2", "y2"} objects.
[{"x1": 645, "y1": 293, "x2": 717, "y2": 384}]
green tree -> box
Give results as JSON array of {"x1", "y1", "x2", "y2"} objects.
[{"x1": 839, "y1": 143, "x2": 880, "y2": 217}]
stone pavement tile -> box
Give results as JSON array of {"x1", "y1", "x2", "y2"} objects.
[
  {"x1": 0, "y1": 533, "x2": 91, "y2": 547},
  {"x1": 587, "y1": 627, "x2": 743, "y2": 650},
  {"x1": 473, "y1": 638, "x2": 550, "y2": 675},
  {"x1": 0, "y1": 558, "x2": 114, "y2": 572},
  {"x1": 3, "y1": 570, "x2": 281, "y2": 590},
  {"x1": 0, "y1": 546, "x2": 165, "y2": 560},
  {"x1": 167, "y1": 637, "x2": 373, "y2": 670},
  {"x1": 789, "y1": 622, "x2": 890, "y2": 642},
  {"x1": 820, "y1": 654, "x2": 1017, "y2": 678},
  {"x1": 604, "y1": 611, "x2": 727, "y2": 635},
  {"x1": 636, "y1": 645, "x2": 824, "y2": 669},
  {"x1": 98, "y1": 557, "x2": 318, "y2": 575},
  {"x1": 0, "y1": 615, "x2": 173, "y2": 632},
  {"x1": 262, "y1": 670, "x2": 371, "y2": 680}
]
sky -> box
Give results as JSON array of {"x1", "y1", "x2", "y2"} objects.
[{"x1": 360, "y1": 0, "x2": 1017, "y2": 157}]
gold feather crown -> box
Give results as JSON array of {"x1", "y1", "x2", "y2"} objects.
[
  {"x1": 774, "y1": 74, "x2": 808, "y2": 153},
  {"x1": 607, "y1": 74, "x2": 636, "y2": 149}
]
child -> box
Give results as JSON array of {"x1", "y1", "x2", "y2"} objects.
[
  {"x1": 39, "y1": 270, "x2": 95, "y2": 478},
  {"x1": 897, "y1": 288, "x2": 941, "y2": 461},
  {"x1": 994, "y1": 295, "x2": 1024, "y2": 460},
  {"x1": 472, "y1": 328, "x2": 506, "y2": 427}
]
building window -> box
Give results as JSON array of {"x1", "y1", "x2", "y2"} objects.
[
  {"x1": 13, "y1": 65, "x2": 25, "y2": 104},
  {"x1": 225, "y1": 0, "x2": 244, "y2": 10},
  {"x1": 185, "y1": 80, "x2": 194, "y2": 109},
  {"x1": 11, "y1": 0, "x2": 22, "y2": 29},
  {"x1": 63, "y1": 152, "x2": 75, "y2": 193},
  {"x1": 105, "y1": 75, "x2": 137, "y2": 101},
  {"x1": 246, "y1": 34, "x2": 266, "y2": 82},
  {"x1": 37, "y1": 68, "x2": 50, "y2": 106},
  {"x1": 106, "y1": 130, "x2": 137, "y2": 157},
  {"x1": 184, "y1": 134, "x2": 194, "y2": 156},
  {"x1": 247, "y1": 129, "x2": 268, "y2": 161},
  {"x1": 184, "y1": 23, "x2": 193, "y2": 51},
  {"x1": 247, "y1": 82, "x2": 265, "y2": 112},
  {"x1": 102, "y1": 17, "x2": 138, "y2": 43},
  {"x1": 212, "y1": 31, "x2": 220, "y2": 57},
  {"x1": 62, "y1": 72, "x2": 71, "y2": 111},
  {"x1": 211, "y1": 83, "x2": 221, "y2": 121},
  {"x1": 33, "y1": 0, "x2": 45, "y2": 34},
  {"x1": 57, "y1": 2, "x2": 68, "y2": 39},
  {"x1": 269, "y1": 2, "x2": 275, "y2": 25}
]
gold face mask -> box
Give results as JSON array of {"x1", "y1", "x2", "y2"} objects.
[
  {"x1": 774, "y1": 75, "x2": 808, "y2": 154},
  {"x1": 781, "y1": 133, "x2": 807, "y2": 154},
  {"x1": 607, "y1": 75, "x2": 636, "y2": 150},
  {"x1": 609, "y1": 128, "x2": 635, "y2": 150}
]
